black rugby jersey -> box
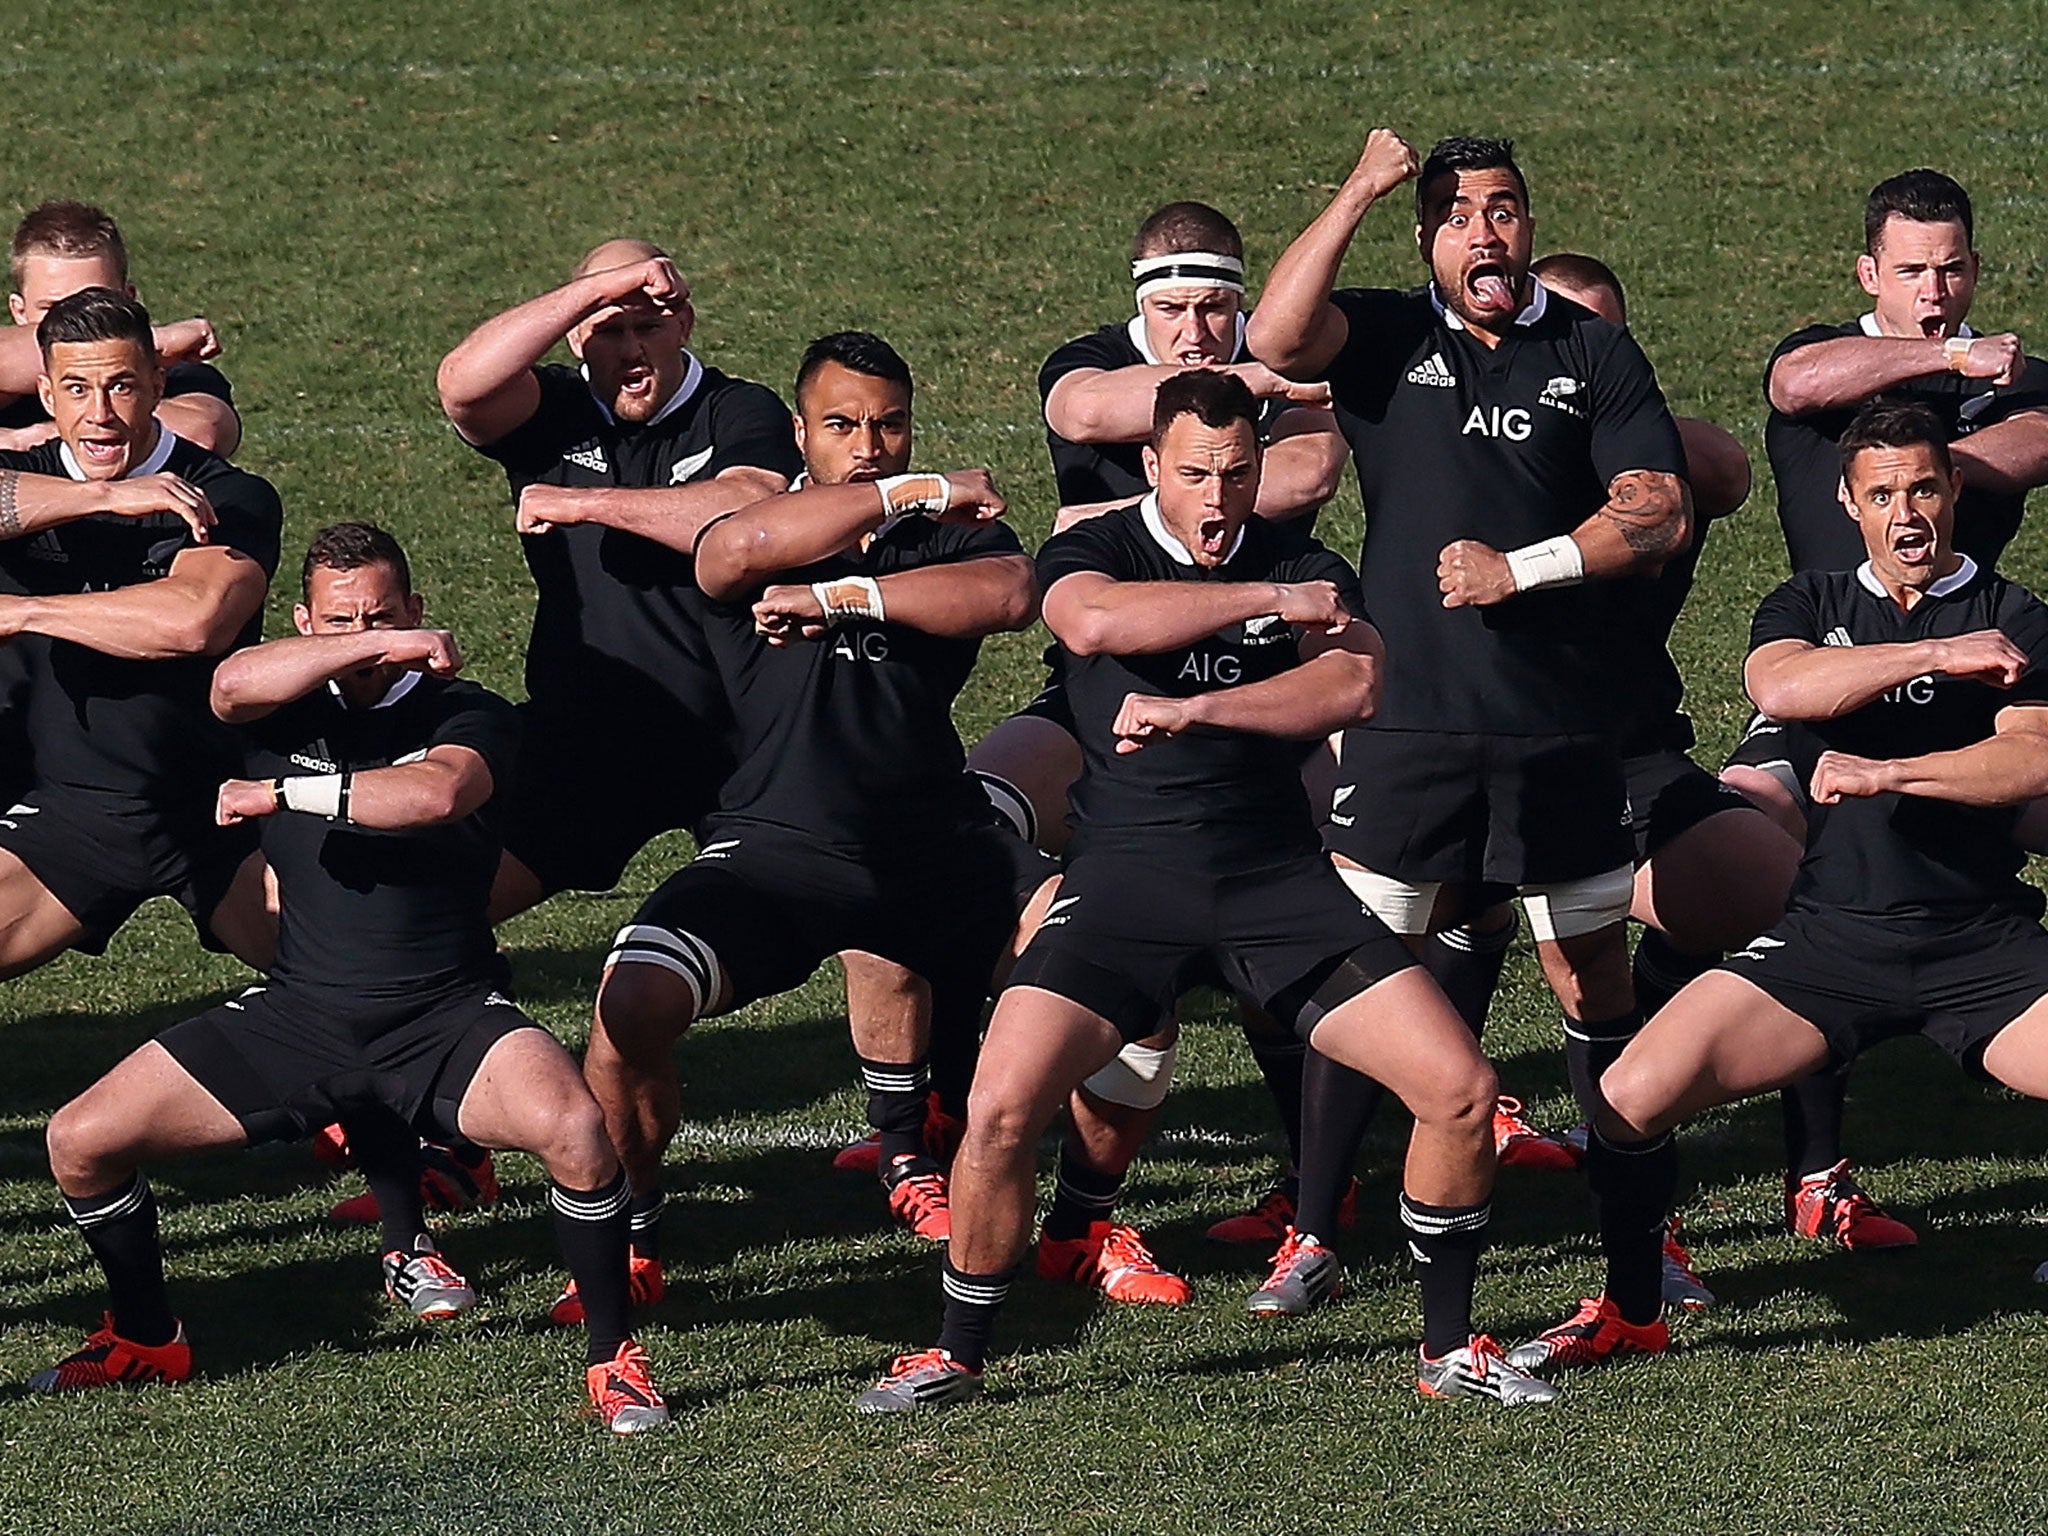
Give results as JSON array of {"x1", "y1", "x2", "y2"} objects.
[
  {"x1": 1766, "y1": 318, "x2": 2048, "y2": 573},
  {"x1": 1611, "y1": 495, "x2": 1726, "y2": 757},
  {"x1": 1321, "y1": 281, "x2": 1685, "y2": 736},
  {"x1": 1037, "y1": 497, "x2": 1364, "y2": 867},
  {"x1": 243, "y1": 673, "x2": 519, "y2": 1003},
  {"x1": 1039, "y1": 317, "x2": 1276, "y2": 506},
  {"x1": 699, "y1": 515, "x2": 1023, "y2": 852},
  {"x1": 1750, "y1": 558, "x2": 2048, "y2": 922},
  {"x1": 0, "y1": 431, "x2": 281, "y2": 812},
  {"x1": 474, "y1": 356, "x2": 800, "y2": 727},
  {"x1": 0, "y1": 361, "x2": 234, "y2": 435}
]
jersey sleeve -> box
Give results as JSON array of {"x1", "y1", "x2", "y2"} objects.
[
  {"x1": 1996, "y1": 586, "x2": 2048, "y2": 705},
  {"x1": 163, "y1": 362, "x2": 234, "y2": 406},
  {"x1": 0, "y1": 442, "x2": 67, "y2": 476},
  {"x1": 703, "y1": 382, "x2": 801, "y2": 481},
  {"x1": 1587, "y1": 325, "x2": 1687, "y2": 482},
  {"x1": 236, "y1": 691, "x2": 325, "y2": 764},
  {"x1": 1976, "y1": 354, "x2": 2048, "y2": 426},
  {"x1": 427, "y1": 685, "x2": 523, "y2": 797},
  {"x1": 915, "y1": 518, "x2": 1026, "y2": 564},
  {"x1": 204, "y1": 468, "x2": 285, "y2": 577},
  {"x1": 1322, "y1": 288, "x2": 1413, "y2": 391},
  {"x1": 1276, "y1": 536, "x2": 1368, "y2": 623},
  {"x1": 1763, "y1": 323, "x2": 1853, "y2": 402},
  {"x1": 1036, "y1": 514, "x2": 1131, "y2": 589},
  {"x1": 1749, "y1": 574, "x2": 1824, "y2": 650},
  {"x1": 471, "y1": 366, "x2": 592, "y2": 475},
  {"x1": 1038, "y1": 328, "x2": 1131, "y2": 404}
]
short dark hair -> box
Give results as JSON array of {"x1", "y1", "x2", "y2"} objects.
[
  {"x1": 794, "y1": 330, "x2": 914, "y2": 407},
  {"x1": 1132, "y1": 201, "x2": 1244, "y2": 263},
  {"x1": 1865, "y1": 170, "x2": 1973, "y2": 255},
  {"x1": 1839, "y1": 399, "x2": 1954, "y2": 481},
  {"x1": 10, "y1": 200, "x2": 127, "y2": 293},
  {"x1": 1417, "y1": 136, "x2": 1529, "y2": 221},
  {"x1": 1150, "y1": 369, "x2": 1259, "y2": 447},
  {"x1": 37, "y1": 286, "x2": 154, "y2": 363},
  {"x1": 1530, "y1": 252, "x2": 1626, "y2": 321},
  {"x1": 301, "y1": 522, "x2": 413, "y2": 601}
]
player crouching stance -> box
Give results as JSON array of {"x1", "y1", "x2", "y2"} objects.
[
  {"x1": 35, "y1": 524, "x2": 669, "y2": 1434},
  {"x1": 860, "y1": 372, "x2": 1556, "y2": 1411},
  {"x1": 1516, "y1": 401, "x2": 2048, "y2": 1373}
]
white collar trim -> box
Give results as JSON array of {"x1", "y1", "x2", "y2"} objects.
[
  {"x1": 1856, "y1": 552, "x2": 1977, "y2": 600},
  {"x1": 1856, "y1": 312, "x2": 1975, "y2": 341},
  {"x1": 1430, "y1": 276, "x2": 1550, "y2": 332},
  {"x1": 327, "y1": 667, "x2": 425, "y2": 712},
  {"x1": 59, "y1": 425, "x2": 178, "y2": 482},
  {"x1": 1125, "y1": 312, "x2": 1249, "y2": 367},
  {"x1": 1138, "y1": 490, "x2": 1244, "y2": 567},
  {"x1": 584, "y1": 350, "x2": 703, "y2": 427}
]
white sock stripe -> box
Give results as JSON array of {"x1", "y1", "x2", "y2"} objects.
[
  {"x1": 1437, "y1": 923, "x2": 1515, "y2": 956},
  {"x1": 1589, "y1": 1129, "x2": 1674, "y2": 1157},
  {"x1": 66, "y1": 1176, "x2": 150, "y2": 1228},
  {"x1": 550, "y1": 1183, "x2": 632, "y2": 1221},
  {"x1": 629, "y1": 1192, "x2": 668, "y2": 1229},
  {"x1": 860, "y1": 1065, "x2": 931, "y2": 1093},
  {"x1": 942, "y1": 1273, "x2": 1012, "y2": 1306},
  {"x1": 1054, "y1": 1175, "x2": 1122, "y2": 1209},
  {"x1": 1400, "y1": 1199, "x2": 1492, "y2": 1235}
]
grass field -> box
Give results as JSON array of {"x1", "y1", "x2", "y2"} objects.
[{"x1": 2, "y1": 3, "x2": 2048, "y2": 1532}]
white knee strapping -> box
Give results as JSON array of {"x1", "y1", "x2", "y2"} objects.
[
  {"x1": 1082, "y1": 1039, "x2": 1178, "y2": 1110},
  {"x1": 973, "y1": 769, "x2": 1038, "y2": 845},
  {"x1": 604, "y1": 923, "x2": 721, "y2": 1018},
  {"x1": 1334, "y1": 863, "x2": 1441, "y2": 937},
  {"x1": 1520, "y1": 865, "x2": 1636, "y2": 942}
]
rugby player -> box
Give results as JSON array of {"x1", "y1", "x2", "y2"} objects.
[
  {"x1": 964, "y1": 201, "x2": 1352, "y2": 1260},
  {"x1": 565, "y1": 331, "x2": 1051, "y2": 1319},
  {"x1": 1248, "y1": 133, "x2": 1692, "y2": 1330},
  {"x1": 33, "y1": 522, "x2": 670, "y2": 1434},
  {"x1": 0, "y1": 288, "x2": 277, "y2": 975},
  {"x1": 1723, "y1": 170, "x2": 2048, "y2": 1248},
  {"x1": 858, "y1": 371, "x2": 1557, "y2": 1412},
  {"x1": 1519, "y1": 400, "x2": 2048, "y2": 1371}
]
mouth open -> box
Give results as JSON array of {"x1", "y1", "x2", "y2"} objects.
[
  {"x1": 1466, "y1": 261, "x2": 1517, "y2": 314},
  {"x1": 1892, "y1": 523, "x2": 1935, "y2": 563},
  {"x1": 77, "y1": 436, "x2": 127, "y2": 470},
  {"x1": 1195, "y1": 515, "x2": 1233, "y2": 559}
]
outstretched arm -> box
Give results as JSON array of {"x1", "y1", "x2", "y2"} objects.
[
  {"x1": 1437, "y1": 468, "x2": 1692, "y2": 607},
  {"x1": 1950, "y1": 409, "x2": 2048, "y2": 496},
  {"x1": 0, "y1": 544, "x2": 265, "y2": 660},
  {"x1": 1745, "y1": 630, "x2": 2032, "y2": 721},
  {"x1": 1111, "y1": 618, "x2": 1382, "y2": 750},
  {"x1": 1811, "y1": 703, "x2": 2048, "y2": 808},
  {"x1": 1256, "y1": 407, "x2": 1348, "y2": 520},
  {"x1": 218, "y1": 743, "x2": 494, "y2": 832},
  {"x1": 211, "y1": 629, "x2": 463, "y2": 723},
  {"x1": 514, "y1": 469, "x2": 790, "y2": 556},
  {"x1": 1247, "y1": 129, "x2": 1420, "y2": 380},
  {"x1": 752, "y1": 553, "x2": 1039, "y2": 644},
  {"x1": 0, "y1": 467, "x2": 216, "y2": 544},
  {"x1": 1042, "y1": 569, "x2": 1349, "y2": 657},
  {"x1": 1767, "y1": 333, "x2": 2020, "y2": 415}
]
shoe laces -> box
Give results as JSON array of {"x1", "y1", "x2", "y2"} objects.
[
  {"x1": 887, "y1": 1347, "x2": 953, "y2": 1379},
  {"x1": 1098, "y1": 1224, "x2": 1160, "y2": 1272},
  {"x1": 1465, "y1": 1333, "x2": 1506, "y2": 1377},
  {"x1": 1267, "y1": 1227, "x2": 1324, "y2": 1278}
]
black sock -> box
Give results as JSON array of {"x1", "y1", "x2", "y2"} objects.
[
  {"x1": 1632, "y1": 928, "x2": 1716, "y2": 1020},
  {"x1": 1244, "y1": 1027, "x2": 1308, "y2": 1170},
  {"x1": 65, "y1": 1174, "x2": 176, "y2": 1347},
  {"x1": 1781, "y1": 1064, "x2": 1852, "y2": 1179},
  {"x1": 1565, "y1": 1008, "x2": 1645, "y2": 1120},
  {"x1": 928, "y1": 990, "x2": 983, "y2": 1122},
  {"x1": 1585, "y1": 1128, "x2": 1676, "y2": 1326},
  {"x1": 628, "y1": 1189, "x2": 666, "y2": 1263},
  {"x1": 937, "y1": 1257, "x2": 1018, "y2": 1371},
  {"x1": 341, "y1": 1109, "x2": 428, "y2": 1255},
  {"x1": 550, "y1": 1172, "x2": 634, "y2": 1366},
  {"x1": 1295, "y1": 1047, "x2": 1385, "y2": 1239},
  {"x1": 1401, "y1": 1193, "x2": 1489, "y2": 1358},
  {"x1": 860, "y1": 1055, "x2": 933, "y2": 1166},
  {"x1": 1423, "y1": 918, "x2": 1514, "y2": 1038},
  {"x1": 1041, "y1": 1140, "x2": 1121, "y2": 1242}
]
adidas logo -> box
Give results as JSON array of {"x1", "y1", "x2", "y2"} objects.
[
  {"x1": 25, "y1": 531, "x2": 67, "y2": 563},
  {"x1": 1822, "y1": 626, "x2": 1853, "y2": 648},
  {"x1": 1405, "y1": 351, "x2": 1457, "y2": 388},
  {"x1": 563, "y1": 440, "x2": 609, "y2": 474}
]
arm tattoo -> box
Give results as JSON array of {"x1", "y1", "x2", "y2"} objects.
[
  {"x1": 0, "y1": 471, "x2": 17, "y2": 539},
  {"x1": 1598, "y1": 471, "x2": 1686, "y2": 557}
]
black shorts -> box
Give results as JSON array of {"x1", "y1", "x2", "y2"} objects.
[
  {"x1": 0, "y1": 788, "x2": 255, "y2": 954},
  {"x1": 159, "y1": 981, "x2": 534, "y2": 1145},
  {"x1": 613, "y1": 820, "x2": 1056, "y2": 1013},
  {"x1": 1006, "y1": 851, "x2": 1417, "y2": 1044},
  {"x1": 1625, "y1": 749, "x2": 1762, "y2": 865},
  {"x1": 500, "y1": 699, "x2": 731, "y2": 896},
  {"x1": 1722, "y1": 712, "x2": 1822, "y2": 804},
  {"x1": 1720, "y1": 906, "x2": 2048, "y2": 1079},
  {"x1": 1326, "y1": 728, "x2": 1633, "y2": 886}
]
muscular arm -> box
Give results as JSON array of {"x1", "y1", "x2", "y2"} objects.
[
  {"x1": 1046, "y1": 363, "x2": 1330, "y2": 444},
  {"x1": 1256, "y1": 408, "x2": 1347, "y2": 520},
  {"x1": 0, "y1": 543, "x2": 265, "y2": 660},
  {"x1": 1677, "y1": 417, "x2": 1752, "y2": 522},
  {"x1": 1114, "y1": 619, "x2": 1382, "y2": 750},
  {"x1": 1744, "y1": 630, "x2": 2029, "y2": 720},
  {"x1": 1043, "y1": 569, "x2": 1341, "y2": 657},
  {"x1": 0, "y1": 467, "x2": 215, "y2": 542},
  {"x1": 1766, "y1": 334, "x2": 2019, "y2": 415},
  {"x1": 1951, "y1": 410, "x2": 2048, "y2": 495},
  {"x1": 224, "y1": 744, "x2": 495, "y2": 832},
  {"x1": 157, "y1": 394, "x2": 242, "y2": 458},
  {"x1": 0, "y1": 318, "x2": 222, "y2": 400},
  {"x1": 211, "y1": 629, "x2": 461, "y2": 723},
  {"x1": 1813, "y1": 704, "x2": 2048, "y2": 808},
  {"x1": 517, "y1": 468, "x2": 790, "y2": 558},
  {"x1": 1570, "y1": 469, "x2": 1693, "y2": 577}
]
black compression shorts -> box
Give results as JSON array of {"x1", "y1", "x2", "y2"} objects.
[
  {"x1": 159, "y1": 981, "x2": 535, "y2": 1145},
  {"x1": 1325, "y1": 728, "x2": 1633, "y2": 886},
  {"x1": 1720, "y1": 906, "x2": 2048, "y2": 1080},
  {"x1": 1625, "y1": 749, "x2": 1764, "y2": 866},
  {"x1": 0, "y1": 788, "x2": 255, "y2": 954},
  {"x1": 1005, "y1": 851, "x2": 1417, "y2": 1044},
  {"x1": 1722, "y1": 712, "x2": 1824, "y2": 804}
]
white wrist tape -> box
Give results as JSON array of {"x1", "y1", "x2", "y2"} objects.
[
  {"x1": 811, "y1": 575, "x2": 886, "y2": 625},
  {"x1": 876, "y1": 473, "x2": 951, "y2": 519},
  {"x1": 1945, "y1": 334, "x2": 1974, "y2": 374},
  {"x1": 280, "y1": 772, "x2": 347, "y2": 820},
  {"x1": 1504, "y1": 535, "x2": 1585, "y2": 593}
]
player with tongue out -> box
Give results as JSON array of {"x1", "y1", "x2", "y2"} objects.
[{"x1": 1243, "y1": 133, "x2": 1697, "y2": 1355}]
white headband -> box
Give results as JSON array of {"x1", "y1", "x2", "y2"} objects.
[{"x1": 1132, "y1": 251, "x2": 1246, "y2": 301}]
